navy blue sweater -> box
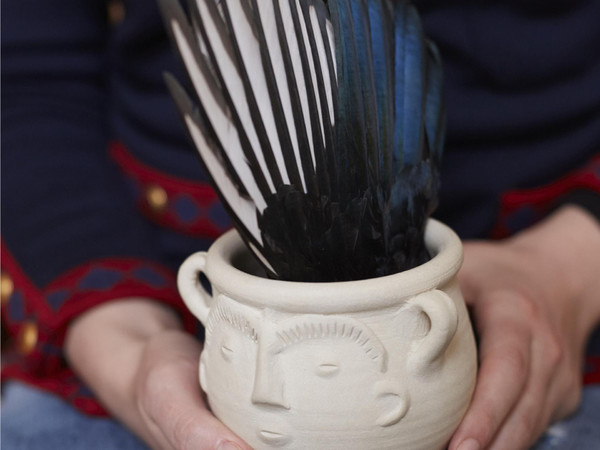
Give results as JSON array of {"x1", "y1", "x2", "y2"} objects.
[
  {"x1": 3, "y1": 0, "x2": 599, "y2": 285},
  {"x1": 1, "y1": 0, "x2": 599, "y2": 413}
]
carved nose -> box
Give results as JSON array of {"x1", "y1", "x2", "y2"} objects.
[
  {"x1": 251, "y1": 373, "x2": 289, "y2": 409},
  {"x1": 251, "y1": 341, "x2": 290, "y2": 409}
]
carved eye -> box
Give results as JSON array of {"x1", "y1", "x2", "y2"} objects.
[
  {"x1": 316, "y1": 363, "x2": 340, "y2": 378},
  {"x1": 220, "y1": 342, "x2": 234, "y2": 361}
]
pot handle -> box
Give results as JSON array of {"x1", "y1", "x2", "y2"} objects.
[
  {"x1": 177, "y1": 251, "x2": 212, "y2": 325},
  {"x1": 408, "y1": 289, "x2": 458, "y2": 375}
]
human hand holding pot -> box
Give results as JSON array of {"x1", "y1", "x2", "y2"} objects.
[
  {"x1": 65, "y1": 298, "x2": 251, "y2": 450},
  {"x1": 449, "y1": 206, "x2": 600, "y2": 450}
]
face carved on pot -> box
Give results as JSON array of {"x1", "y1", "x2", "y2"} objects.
[{"x1": 201, "y1": 295, "x2": 412, "y2": 447}]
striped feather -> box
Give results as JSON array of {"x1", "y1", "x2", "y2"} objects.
[
  {"x1": 164, "y1": 74, "x2": 268, "y2": 259},
  {"x1": 161, "y1": 0, "x2": 446, "y2": 282},
  {"x1": 162, "y1": 1, "x2": 270, "y2": 210}
]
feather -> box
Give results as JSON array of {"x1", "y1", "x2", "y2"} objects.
[
  {"x1": 160, "y1": 0, "x2": 271, "y2": 209},
  {"x1": 273, "y1": 0, "x2": 317, "y2": 173},
  {"x1": 163, "y1": 74, "x2": 269, "y2": 264},
  {"x1": 328, "y1": 0, "x2": 368, "y2": 199},
  {"x1": 161, "y1": 0, "x2": 446, "y2": 282},
  {"x1": 424, "y1": 39, "x2": 445, "y2": 166},
  {"x1": 397, "y1": 3, "x2": 427, "y2": 166},
  {"x1": 349, "y1": 0, "x2": 380, "y2": 193},
  {"x1": 310, "y1": 2, "x2": 340, "y2": 199},
  {"x1": 367, "y1": 0, "x2": 395, "y2": 193},
  {"x1": 294, "y1": 0, "x2": 334, "y2": 197},
  {"x1": 265, "y1": 2, "x2": 318, "y2": 195},
  {"x1": 190, "y1": 0, "x2": 286, "y2": 190},
  {"x1": 221, "y1": 0, "x2": 306, "y2": 190}
]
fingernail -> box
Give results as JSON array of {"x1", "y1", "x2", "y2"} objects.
[
  {"x1": 217, "y1": 441, "x2": 243, "y2": 450},
  {"x1": 457, "y1": 438, "x2": 480, "y2": 450}
]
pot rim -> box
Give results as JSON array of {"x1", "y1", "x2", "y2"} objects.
[{"x1": 205, "y1": 219, "x2": 463, "y2": 314}]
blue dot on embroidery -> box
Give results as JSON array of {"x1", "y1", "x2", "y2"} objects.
[
  {"x1": 132, "y1": 267, "x2": 167, "y2": 288},
  {"x1": 47, "y1": 289, "x2": 70, "y2": 311},
  {"x1": 209, "y1": 202, "x2": 231, "y2": 229},
  {"x1": 39, "y1": 342, "x2": 63, "y2": 356},
  {"x1": 78, "y1": 268, "x2": 123, "y2": 291},
  {"x1": 173, "y1": 195, "x2": 200, "y2": 224}
]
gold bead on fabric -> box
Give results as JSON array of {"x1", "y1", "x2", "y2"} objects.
[
  {"x1": 145, "y1": 184, "x2": 169, "y2": 213},
  {"x1": 18, "y1": 321, "x2": 38, "y2": 355},
  {"x1": 1, "y1": 272, "x2": 14, "y2": 306}
]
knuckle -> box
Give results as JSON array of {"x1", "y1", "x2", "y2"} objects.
[
  {"x1": 501, "y1": 346, "x2": 529, "y2": 381},
  {"x1": 544, "y1": 333, "x2": 564, "y2": 367},
  {"x1": 513, "y1": 411, "x2": 537, "y2": 445},
  {"x1": 470, "y1": 407, "x2": 498, "y2": 446},
  {"x1": 172, "y1": 414, "x2": 196, "y2": 450},
  {"x1": 172, "y1": 413, "x2": 216, "y2": 450},
  {"x1": 141, "y1": 363, "x2": 165, "y2": 397},
  {"x1": 137, "y1": 362, "x2": 175, "y2": 420},
  {"x1": 515, "y1": 295, "x2": 539, "y2": 321}
]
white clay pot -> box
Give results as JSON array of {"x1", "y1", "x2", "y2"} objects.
[{"x1": 178, "y1": 219, "x2": 477, "y2": 450}]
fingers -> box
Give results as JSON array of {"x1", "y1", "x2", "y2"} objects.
[
  {"x1": 451, "y1": 289, "x2": 581, "y2": 450},
  {"x1": 449, "y1": 291, "x2": 533, "y2": 450},
  {"x1": 454, "y1": 238, "x2": 590, "y2": 450},
  {"x1": 487, "y1": 323, "x2": 558, "y2": 450},
  {"x1": 137, "y1": 331, "x2": 252, "y2": 450},
  {"x1": 545, "y1": 347, "x2": 582, "y2": 425}
]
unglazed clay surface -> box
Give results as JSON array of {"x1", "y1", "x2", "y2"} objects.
[{"x1": 178, "y1": 219, "x2": 477, "y2": 449}]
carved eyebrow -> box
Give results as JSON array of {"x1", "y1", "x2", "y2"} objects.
[
  {"x1": 206, "y1": 299, "x2": 258, "y2": 342},
  {"x1": 275, "y1": 315, "x2": 387, "y2": 372}
]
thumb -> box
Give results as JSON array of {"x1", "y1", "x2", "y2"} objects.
[{"x1": 138, "y1": 332, "x2": 252, "y2": 450}]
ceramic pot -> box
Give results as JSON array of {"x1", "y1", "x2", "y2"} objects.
[{"x1": 178, "y1": 219, "x2": 477, "y2": 450}]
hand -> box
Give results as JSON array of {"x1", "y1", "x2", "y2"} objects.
[
  {"x1": 449, "y1": 206, "x2": 600, "y2": 450},
  {"x1": 65, "y1": 299, "x2": 251, "y2": 450}
]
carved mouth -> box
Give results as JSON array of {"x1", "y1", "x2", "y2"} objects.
[{"x1": 257, "y1": 429, "x2": 291, "y2": 446}]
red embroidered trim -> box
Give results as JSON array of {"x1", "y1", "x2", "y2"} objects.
[
  {"x1": 110, "y1": 141, "x2": 231, "y2": 238},
  {"x1": 1, "y1": 240, "x2": 48, "y2": 334},
  {"x1": 42, "y1": 258, "x2": 191, "y2": 329},
  {"x1": 1, "y1": 242, "x2": 197, "y2": 416},
  {"x1": 1, "y1": 243, "x2": 195, "y2": 332},
  {"x1": 492, "y1": 155, "x2": 600, "y2": 238}
]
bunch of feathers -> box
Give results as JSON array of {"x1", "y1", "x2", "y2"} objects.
[{"x1": 160, "y1": 0, "x2": 445, "y2": 282}]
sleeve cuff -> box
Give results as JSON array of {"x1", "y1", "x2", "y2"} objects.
[
  {"x1": 1, "y1": 242, "x2": 197, "y2": 415},
  {"x1": 492, "y1": 154, "x2": 600, "y2": 238}
]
